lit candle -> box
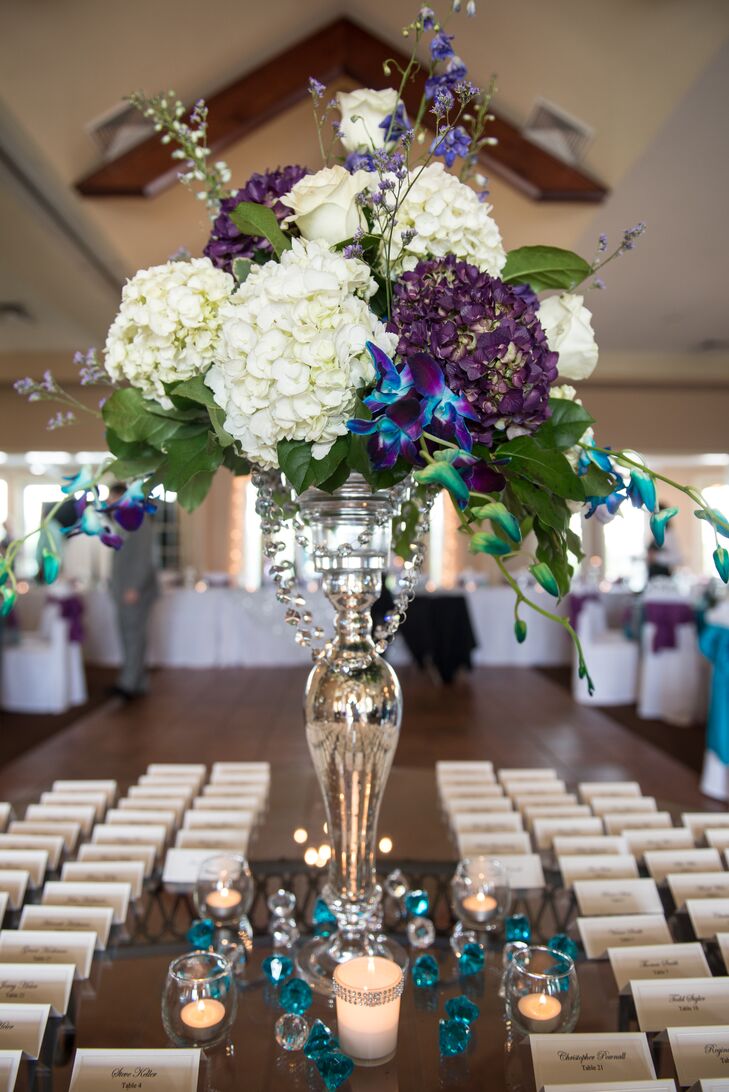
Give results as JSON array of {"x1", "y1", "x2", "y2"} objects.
[
  {"x1": 179, "y1": 997, "x2": 226, "y2": 1041},
  {"x1": 333, "y1": 956, "x2": 404, "y2": 1066},
  {"x1": 462, "y1": 891, "x2": 498, "y2": 924},
  {"x1": 516, "y1": 992, "x2": 562, "y2": 1033},
  {"x1": 205, "y1": 886, "x2": 242, "y2": 920}
]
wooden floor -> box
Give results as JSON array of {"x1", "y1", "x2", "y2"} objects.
[{"x1": 0, "y1": 665, "x2": 722, "y2": 815}]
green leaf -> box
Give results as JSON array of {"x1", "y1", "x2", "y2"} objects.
[
  {"x1": 176, "y1": 471, "x2": 216, "y2": 513},
  {"x1": 301, "y1": 436, "x2": 350, "y2": 492},
  {"x1": 495, "y1": 435, "x2": 585, "y2": 501},
  {"x1": 167, "y1": 375, "x2": 217, "y2": 410},
  {"x1": 317, "y1": 459, "x2": 351, "y2": 494},
  {"x1": 509, "y1": 478, "x2": 569, "y2": 533},
  {"x1": 208, "y1": 406, "x2": 235, "y2": 449},
  {"x1": 501, "y1": 246, "x2": 593, "y2": 292},
  {"x1": 277, "y1": 440, "x2": 313, "y2": 493},
  {"x1": 470, "y1": 531, "x2": 513, "y2": 557},
  {"x1": 566, "y1": 526, "x2": 584, "y2": 562},
  {"x1": 229, "y1": 201, "x2": 292, "y2": 259},
  {"x1": 222, "y1": 447, "x2": 251, "y2": 476},
  {"x1": 415, "y1": 462, "x2": 469, "y2": 508},
  {"x1": 393, "y1": 499, "x2": 419, "y2": 559},
  {"x1": 581, "y1": 462, "x2": 615, "y2": 498},
  {"x1": 232, "y1": 258, "x2": 253, "y2": 284},
  {"x1": 538, "y1": 399, "x2": 595, "y2": 451},
  {"x1": 103, "y1": 389, "x2": 187, "y2": 448},
  {"x1": 470, "y1": 501, "x2": 522, "y2": 543},
  {"x1": 157, "y1": 430, "x2": 224, "y2": 495}
]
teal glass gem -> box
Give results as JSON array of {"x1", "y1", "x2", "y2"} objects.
[
  {"x1": 186, "y1": 918, "x2": 214, "y2": 949},
  {"x1": 262, "y1": 954, "x2": 294, "y2": 985},
  {"x1": 404, "y1": 889, "x2": 429, "y2": 917},
  {"x1": 445, "y1": 995, "x2": 480, "y2": 1024},
  {"x1": 458, "y1": 942, "x2": 484, "y2": 976},
  {"x1": 548, "y1": 933, "x2": 580, "y2": 961},
  {"x1": 412, "y1": 954, "x2": 439, "y2": 988},
  {"x1": 439, "y1": 1017, "x2": 471, "y2": 1056},
  {"x1": 278, "y1": 976, "x2": 313, "y2": 1015},
  {"x1": 505, "y1": 914, "x2": 531, "y2": 943},
  {"x1": 315, "y1": 1051, "x2": 354, "y2": 1091},
  {"x1": 312, "y1": 898, "x2": 337, "y2": 926},
  {"x1": 304, "y1": 1019, "x2": 338, "y2": 1059}
]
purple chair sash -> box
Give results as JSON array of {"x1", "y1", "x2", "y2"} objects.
[
  {"x1": 568, "y1": 591, "x2": 599, "y2": 630},
  {"x1": 48, "y1": 594, "x2": 85, "y2": 643},
  {"x1": 644, "y1": 601, "x2": 695, "y2": 653}
]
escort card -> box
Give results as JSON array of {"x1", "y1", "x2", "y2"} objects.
[
  {"x1": 0, "y1": 853, "x2": 46, "y2": 889},
  {"x1": 69, "y1": 1047, "x2": 201, "y2": 1091},
  {"x1": 0, "y1": 1003, "x2": 49, "y2": 1059},
  {"x1": 450, "y1": 811, "x2": 523, "y2": 833},
  {"x1": 0, "y1": 929, "x2": 95, "y2": 979},
  {"x1": 118, "y1": 797, "x2": 186, "y2": 824},
  {"x1": 24, "y1": 804, "x2": 96, "y2": 837},
  {"x1": 666, "y1": 1026, "x2": 729, "y2": 1086},
  {"x1": 532, "y1": 817, "x2": 604, "y2": 850},
  {"x1": 191, "y1": 795, "x2": 260, "y2": 812},
  {"x1": 212, "y1": 761, "x2": 269, "y2": 772},
  {"x1": 0, "y1": 835, "x2": 62, "y2": 871},
  {"x1": 146, "y1": 763, "x2": 206, "y2": 779},
  {"x1": 20, "y1": 905, "x2": 113, "y2": 950},
  {"x1": 670, "y1": 876, "x2": 729, "y2": 913},
  {"x1": 128, "y1": 784, "x2": 193, "y2": 803},
  {"x1": 40, "y1": 791, "x2": 108, "y2": 821},
  {"x1": 591, "y1": 797, "x2": 658, "y2": 816},
  {"x1": 0, "y1": 1050, "x2": 20, "y2": 1091},
  {"x1": 175, "y1": 829, "x2": 249, "y2": 852},
  {"x1": 559, "y1": 855, "x2": 639, "y2": 887},
  {"x1": 438, "y1": 783, "x2": 505, "y2": 799},
  {"x1": 525, "y1": 806, "x2": 593, "y2": 827},
  {"x1": 106, "y1": 809, "x2": 176, "y2": 836},
  {"x1": 553, "y1": 835, "x2": 628, "y2": 857},
  {"x1": 631, "y1": 977, "x2": 729, "y2": 1032},
  {"x1": 8, "y1": 821, "x2": 79, "y2": 854},
  {"x1": 604, "y1": 813, "x2": 673, "y2": 835},
  {"x1": 530, "y1": 1032, "x2": 656, "y2": 1089},
  {"x1": 498, "y1": 767, "x2": 557, "y2": 782},
  {"x1": 574, "y1": 879, "x2": 663, "y2": 917},
  {"x1": 208, "y1": 770, "x2": 269, "y2": 786},
  {"x1": 718, "y1": 933, "x2": 729, "y2": 973},
  {"x1": 697, "y1": 1081, "x2": 729, "y2": 1091},
  {"x1": 138, "y1": 775, "x2": 202, "y2": 792},
  {"x1": 0, "y1": 809, "x2": 10, "y2": 835},
  {"x1": 0, "y1": 873, "x2": 28, "y2": 912},
  {"x1": 515, "y1": 793, "x2": 578, "y2": 811},
  {"x1": 202, "y1": 783, "x2": 266, "y2": 800},
  {"x1": 644, "y1": 849, "x2": 723, "y2": 885},
  {"x1": 77, "y1": 842, "x2": 156, "y2": 877},
  {"x1": 542, "y1": 1083, "x2": 676, "y2": 1092},
  {"x1": 608, "y1": 943, "x2": 711, "y2": 992},
  {"x1": 683, "y1": 813, "x2": 729, "y2": 841},
  {"x1": 52, "y1": 780, "x2": 117, "y2": 804},
  {"x1": 577, "y1": 915, "x2": 672, "y2": 959},
  {"x1": 162, "y1": 848, "x2": 226, "y2": 886},
  {"x1": 496, "y1": 854, "x2": 545, "y2": 890},
  {"x1": 456, "y1": 831, "x2": 532, "y2": 856},
  {"x1": 92, "y1": 824, "x2": 167, "y2": 853},
  {"x1": 441, "y1": 797, "x2": 513, "y2": 813},
  {"x1": 624, "y1": 827, "x2": 696, "y2": 858},
  {"x1": 182, "y1": 810, "x2": 254, "y2": 830},
  {"x1": 62, "y1": 861, "x2": 144, "y2": 900},
  {"x1": 686, "y1": 899, "x2": 729, "y2": 940},
  {"x1": 0, "y1": 962, "x2": 74, "y2": 1016},
  {"x1": 579, "y1": 782, "x2": 642, "y2": 802},
  {"x1": 706, "y1": 829, "x2": 729, "y2": 851},
  {"x1": 41, "y1": 881, "x2": 132, "y2": 925},
  {"x1": 503, "y1": 779, "x2": 567, "y2": 797}
]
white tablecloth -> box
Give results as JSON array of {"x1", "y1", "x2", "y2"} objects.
[{"x1": 468, "y1": 586, "x2": 571, "y2": 667}]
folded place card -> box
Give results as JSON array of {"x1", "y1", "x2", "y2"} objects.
[
  {"x1": 530, "y1": 1032, "x2": 656, "y2": 1089},
  {"x1": 92, "y1": 824, "x2": 167, "y2": 853},
  {"x1": 40, "y1": 791, "x2": 108, "y2": 821},
  {"x1": 162, "y1": 848, "x2": 229, "y2": 887},
  {"x1": 441, "y1": 797, "x2": 513, "y2": 813},
  {"x1": 182, "y1": 810, "x2": 255, "y2": 830},
  {"x1": 191, "y1": 795, "x2": 260, "y2": 812},
  {"x1": 718, "y1": 934, "x2": 729, "y2": 973},
  {"x1": 456, "y1": 831, "x2": 532, "y2": 856},
  {"x1": 106, "y1": 809, "x2": 177, "y2": 836},
  {"x1": 495, "y1": 854, "x2": 545, "y2": 890},
  {"x1": 69, "y1": 1047, "x2": 201, "y2": 1091},
  {"x1": 52, "y1": 780, "x2": 117, "y2": 805},
  {"x1": 525, "y1": 806, "x2": 593, "y2": 827},
  {"x1": 0, "y1": 873, "x2": 29, "y2": 912},
  {"x1": 62, "y1": 861, "x2": 145, "y2": 901},
  {"x1": 202, "y1": 783, "x2": 266, "y2": 800},
  {"x1": 450, "y1": 811, "x2": 523, "y2": 834},
  {"x1": 138, "y1": 775, "x2": 202, "y2": 792},
  {"x1": 667, "y1": 1026, "x2": 729, "y2": 1086},
  {"x1": 591, "y1": 798, "x2": 658, "y2": 816},
  {"x1": 20, "y1": 905, "x2": 113, "y2": 950},
  {"x1": 212, "y1": 761, "x2": 269, "y2": 772},
  {"x1": 624, "y1": 828, "x2": 695, "y2": 858},
  {"x1": 503, "y1": 780, "x2": 567, "y2": 797},
  {"x1": 686, "y1": 899, "x2": 729, "y2": 940},
  {"x1": 24, "y1": 804, "x2": 96, "y2": 837},
  {"x1": 437, "y1": 773, "x2": 497, "y2": 790},
  {"x1": 631, "y1": 978, "x2": 729, "y2": 1032},
  {"x1": 0, "y1": 809, "x2": 11, "y2": 835},
  {"x1": 148, "y1": 763, "x2": 206, "y2": 775},
  {"x1": 608, "y1": 943, "x2": 711, "y2": 992},
  {"x1": 515, "y1": 794, "x2": 578, "y2": 811},
  {"x1": 41, "y1": 881, "x2": 132, "y2": 925},
  {"x1": 0, "y1": 835, "x2": 63, "y2": 871},
  {"x1": 8, "y1": 821, "x2": 80, "y2": 854},
  {"x1": 604, "y1": 813, "x2": 673, "y2": 836},
  {"x1": 0, "y1": 929, "x2": 95, "y2": 979},
  {"x1": 498, "y1": 767, "x2": 557, "y2": 782},
  {"x1": 667, "y1": 873, "x2": 729, "y2": 908},
  {"x1": 553, "y1": 836, "x2": 628, "y2": 857},
  {"x1": 175, "y1": 829, "x2": 249, "y2": 852},
  {"x1": 0, "y1": 1050, "x2": 21, "y2": 1091},
  {"x1": 0, "y1": 962, "x2": 74, "y2": 1016},
  {"x1": 77, "y1": 842, "x2": 156, "y2": 877},
  {"x1": 543, "y1": 1083, "x2": 676, "y2": 1092},
  {"x1": 682, "y1": 814, "x2": 729, "y2": 841},
  {"x1": 696, "y1": 1080, "x2": 729, "y2": 1091},
  {"x1": 574, "y1": 879, "x2": 663, "y2": 917},
  {"x1": 0, "y1": 1003, "x2": 49, "y2": 1059},
  {"x1": 578, "y1": 915, "x2": 672, "y2": 960},
  {"x1": 438, "y1": 783, "x2": 505, "y2": 799},
  {"x1": 0, "y1": 854, "x2": 46, "y2": 889},
  {"x1": 706, "y1": 829, "x2": 729, "y2": 851},
  {"x1": 118, "y1": 797, "x2": 186, "y2": 824},
  {"x1": 128, "y1": 784, "x2": 193, "y2": 803},
  {"x1": 579, "y1": 782, "x2": 642, "y2": 803},
  {"x1": 559, "y1": 855, "x2": 639, "y2": 887},
  {"x1": 533, "y1": 818, "x2": 604, "y2": 851},
  {"x1": 644, "y1": 849, "x2": 723, "y2": 885},
  {"x1": 208, "y1": 771, "x2": 269, "y2": 786}
]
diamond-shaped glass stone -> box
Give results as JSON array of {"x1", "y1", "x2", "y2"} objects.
[
  {"x1": 315, "y1": 1050, "x2": 354, "y2": 1091},
  {"x1": 412, "y1": 954, "x2": 440, "y2": 988},
  {"x1": 505, "y1": 913, "x2": 531, "y2": 943},
  {"x1": 407, "y1": 915, "x2": 435, "y2": 949},
  {"x1": 445, "y1": 995, "x2": 480, "y2": 1024},
  {"x1": 312, "y1": 898, "x2": 336, "y2": 926},
  {"x1": 450, "y1": 921, "x2": 478, "y2": 956},
  {"x1": 439, "y1": 1017, "x2": 471, "y2": 1056},
  {"x1": 384, "y1": 869, "x2": 409, "y2": 900},
  {"x1": 186, "y1": 918, "x2": 214, "y2": 949},
  {"x1": 275, "y1": 1012, "x2": 309, "y2": 1051},
  {"x1": 548, "y1": 933, "x2": 580, "y2": 961},
  {"x1": 458, "y1": 942, "x2": 485, "y2": 976},
  {"x1": 404, "y1": 889, "x2": 429, "y2": 917},
  {"x1": 262, "y1": 954, "x2": 294, "y2": 985},
  {"x1": 278, "y1": 977, "x2": 313, "y2": 1015},
  {"x1": 304, "y1": 1019, "x2": 338, "y2": 1059},
  {"x1": 272, "y1": 918, "x2": 299, "y2": 949},
  {"x1": 268, "y1": 888, "x2": 296, "y2": 917}
]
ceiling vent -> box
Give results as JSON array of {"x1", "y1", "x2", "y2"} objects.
[
  {"x1": 86, "y1": 102, "x2": 154, "y2": 161},
  {"x1": 523, "y1": 98, "x2": 593, "y2": 166}
]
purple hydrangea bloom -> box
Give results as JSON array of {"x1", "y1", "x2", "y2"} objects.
[
  {"x1": 389, "y1": 256, "x2": 559, "y2": 448},
  {"x1": 203, "y1": 165, "x2": 309, "y2": 273}
]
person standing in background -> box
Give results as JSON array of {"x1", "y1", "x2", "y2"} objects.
[
  {"x1": 109, "y1": 483, "x2": 159, "y2": 700},
  {"x1": 647, "y1": 500, "x2": 683, "y2": 580}
]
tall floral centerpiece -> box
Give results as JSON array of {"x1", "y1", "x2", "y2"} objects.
[{"x1": 7, "y1": 3, "x2": 729, "y2": 991}]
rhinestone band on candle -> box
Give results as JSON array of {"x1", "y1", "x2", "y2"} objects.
[{"x1": 332, "y1": 956, "x2": 404, "y2": 1066}]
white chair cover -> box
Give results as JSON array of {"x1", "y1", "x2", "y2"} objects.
[
  {"x1": 638, "y1": 615, "x2": 706, "y2": 726},
  {"x1": 470, "y1": 586, "x2": 571, "y2": 667},
  {"x1": 1, "y1": 614, "x2": 71, "y2": 713},
  {"x1": 41, "y1": 603, "x2": 87, "y2": 706},
  {"x1": 572, "y1": 600, "x2": 639, "y2": 706}
]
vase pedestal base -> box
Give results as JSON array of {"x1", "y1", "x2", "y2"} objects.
[{"x1": 296, "y1": 930, "x2": 409, "y2": 997}]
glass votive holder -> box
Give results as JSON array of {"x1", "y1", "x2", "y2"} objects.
[
  {"x1": 194, "y1": 854, "x2": 253, "y2": 925},
  {"x1": 162, "y1": 951, "x2": 236, "y2": 1047},
  {"x1": 504, "y1": 945, "x2": 580, "y2": 1036},
  {"x1": 332, "y1": 956, "x2": 404, "y2": 1067},
  {"x1": 451, "y1": 856, "x2": 511, "y2": 932}
]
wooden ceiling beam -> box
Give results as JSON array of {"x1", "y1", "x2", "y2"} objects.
[{"x1": 76, "y1": 17, "x2": 607, "y2": 203}]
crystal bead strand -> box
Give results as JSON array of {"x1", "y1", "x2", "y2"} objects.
[{"x1": 373, "y1": 486, "x2": 437, "y2": 654}]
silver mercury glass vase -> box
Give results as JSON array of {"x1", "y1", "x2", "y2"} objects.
[{"x1": 296, "y1": 474, "x2": 409, "y2": 994}]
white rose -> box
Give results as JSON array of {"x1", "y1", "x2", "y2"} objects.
[
  {"x1": 280, "y1": 166, "x2": 369, "y2": 245},
  {"x1": 540, "y1": 293, "x2": 599, "y2": 381},
  {"x1": 337, "y1": 87, "x2": 400, "y2": 152}
]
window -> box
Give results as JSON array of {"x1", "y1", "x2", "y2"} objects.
[{"x1": 602, "y1": 503, "x2": 648, "y2": 590}]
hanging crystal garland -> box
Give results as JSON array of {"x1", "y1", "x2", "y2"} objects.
[{"x1": 251, "y1": 468, "x2": 436, "y2": 662}]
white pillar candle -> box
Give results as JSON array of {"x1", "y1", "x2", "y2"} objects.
[
  {"x1": 179, "y1": 998, "x2": 226, "y2": 1041},
  {"x1": 516, "y1": 992, "x2": 562, "y2": 1033},
  {"x1": 333, "y1": 956, "x2": 404, "y2": 1066},
  {"x1": 461, "y1": 891, "x2": 498, "y2": 923}
]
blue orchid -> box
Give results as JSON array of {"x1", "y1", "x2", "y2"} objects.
[
  {"x1": 584, "y1": 488, "x2": 627, "y2": 523},
  {"x1": 106, "y1": 480, "x2": 157, "y2": 532},
  {"x1": 650, "y1": 506, "x2": 678, "y2": 547},
  {"x1": 408, "y1": 352, "x2": 479, "y2": 452},
  {"x1": 61, "y1": 465, "x2": 97, "y2": 495},
  {"x1": 61, "y1": 495, "x2": 123, "y2": 550},
  {"x1": 348, "y1": 398, "x2": 425, "y2": 469},
  {"x1": 577, "y1": 441, "x2": 614, "y2": 476},
  {"x1": 360, "y1": 341, "x2": 414, "y2": 414},
  {"x1": 626, "y1": 468, "x2": 657, "y2": 513}
]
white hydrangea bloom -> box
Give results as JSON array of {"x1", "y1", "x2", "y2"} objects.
[
  {"x1": 387, "y1": 162, "x2": 506, "y2": 275},
  {"x1": 205, "y1": 238, "x2": 397, "y2": 469},
  {"x1": 104, "y1": 258, "x2": 234, "y2": 402}
]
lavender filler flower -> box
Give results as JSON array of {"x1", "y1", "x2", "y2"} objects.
[
  {"x1": 389, "y1": 255, "x2": 558, "y2": 447},
  {"x1": 204, "y1": 165, "x2": 309, "y2": 273}
]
